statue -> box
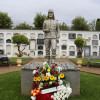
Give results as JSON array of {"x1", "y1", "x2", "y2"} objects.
[{"x1": 43, "y1": 9, "x2": 60, "y2": 64}]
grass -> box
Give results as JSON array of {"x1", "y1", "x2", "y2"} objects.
[
  {"x1": 10, "y1": 57, "x2": 32, "y2": 63},
  {"x1": 0, "y1": 72, "x2": 100, "y2": 100},
  {"x1": 70, "y1": 58, "x2": 100, "y2": 67}
]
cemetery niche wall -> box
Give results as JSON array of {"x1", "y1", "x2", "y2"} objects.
[{"x1": 0, "y1": 29, "x2": 100, "y2": 58}]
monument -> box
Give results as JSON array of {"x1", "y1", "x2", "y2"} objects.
[
  {"x1": 21, "y1": 9, "x2": 80, "y2": 97},
  {"x1": 43, "y1": 9, "x2": 60, "y2": 64}
]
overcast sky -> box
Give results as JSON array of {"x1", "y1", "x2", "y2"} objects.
[{"x1": 0, "y1": 0, "x2": 100, "y2": 27}]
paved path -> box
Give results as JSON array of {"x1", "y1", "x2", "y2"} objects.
[
  {"x1": 0, "y1": 58, "x2": 100, "y2": 75},
  {"x1": 80, "y1": 67, "x2": 100, "y2": 75},
  {"x1": 0, "y1": 58, "x2": 69, "y2": 74}
]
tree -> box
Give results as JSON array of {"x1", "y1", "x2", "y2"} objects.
[
  {"x1": 96, "y1": 18, "x2": 100, "y2": 31},
  {"x1": 12, "y1": 35, "x2": 30, "y2": 57},
  {"x1": 60, "y1": 22, "x2": 70, "y2": 30},
  {"x1": 71, "y1": 16, "x2": 90, "y2": 30},
  {"x1": 89, "y1": 19, "x2": 96, "y2": 31},
  {"x1": 14, "y1": 22, "x2": 33, "y2": 29},
  {"x1": 33, "y1": 13, "x2": 46, "y2": 29},
  {"x1": 0, "y1": 12, "x2": 13, "y2": 29},
  {"x1": 74, "y1": 37, "x2": 86, "y2": 58}
]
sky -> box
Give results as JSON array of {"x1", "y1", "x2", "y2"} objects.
[{"x1": 0, "y1": 0, "x2": 100, "y2": 27}]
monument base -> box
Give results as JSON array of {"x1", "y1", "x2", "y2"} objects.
[{"x1": 21, "y1": 62, "x2": 80, "y2": 96}]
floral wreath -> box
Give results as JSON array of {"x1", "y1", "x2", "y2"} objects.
[{"x1": 31, "y1": 62, "x2": 72, "y2": 100}]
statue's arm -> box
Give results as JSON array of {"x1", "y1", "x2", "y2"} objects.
[
  {"x1": 43, "y1": 21, "x2": 49, "y2": 33},
  {"x1": 56, "y1": 21, "x2": 60, "y2": 40}
]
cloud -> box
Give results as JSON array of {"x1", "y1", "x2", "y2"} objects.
[{"x1": 0, "y1": 0, "x2": 100, "y2": 26}]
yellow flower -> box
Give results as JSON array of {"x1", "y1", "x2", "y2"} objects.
[
  {"x1": 50, "y1": 75, "x2": 54, "y2": 80},
  {"x1": 47, "y1": 69, "x2": 50, "y2": 72},
  {"x1": 44, "y1": 76, "x2": 49, "y2": 81},
  {"x1": 37, "y1": 77, "x2": 41, "y2": 81},
  {"x1": 54, "y1": 77, "x2": 57, "y2": 80},
  {"x1": 41, "y1": 74, "x2": 44, "y2": 79},
  {"x1": 33, "y1": 77, "x2": 37, "y2": 81},
  {"x1": 58, "y1": 76, "x2": 60, "y2": 80},
  {"x1": 60, "y1": 73, "x2": 64, "y2": 78},
  {"x1": 40, "y1": 82, "x2": 43, "y2": 86},
  {"x1": 49, "y1": 81, "x2": 52, "y2": 85}
]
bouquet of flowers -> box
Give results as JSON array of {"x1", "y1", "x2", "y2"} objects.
[{"x1": 31, "y1": 62, "x2": 72, "y2": 100}]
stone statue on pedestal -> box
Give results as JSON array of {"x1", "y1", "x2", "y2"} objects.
[{"x1": 43, "y1": 9, "x2": 60, "y2": 64}]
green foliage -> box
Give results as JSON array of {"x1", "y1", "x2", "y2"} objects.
[
  {"x1": 74, "y1": 37, "x2": 86, "y2": 57},
  {"x1": 12, "y1": 34, "x2": 29, "y2": 45},
  {"x1": 14, "y1": 22, "x2": 33, "y2": 29},
  {"x1": 33, "y1": 13, "x2": 46, "y2": 29},
  {"x1": 89, "y1": 19, "x2": 96, "y2": 31},
  {"x1": 60, "y1": 22, "x2": 70, "y2": 30},
  {"x1": 96, "y1": 18, "x2": 100, "y2": 31},
  {"x1": 74, "y1": 37, "x2": 86, "y2": 49},
  {"x1": 12, "y1": 35, "x2": 30, "y2": 57},
  {"x1": 71, "y1": 16, "x2": 90, "y2": 30},
  {"x1": 0, "y1": 12, "x2": 13, "y2": 29}
]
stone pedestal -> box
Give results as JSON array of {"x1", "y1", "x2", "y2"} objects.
[{"x1": 21, "y1": 62, "x2": 80, "y2": 96}]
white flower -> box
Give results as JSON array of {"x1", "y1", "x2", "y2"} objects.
[
  {"x1": 57, "y1": 66, "x2": 62, "y2": 72},
  {"x1": 66, "y1": 86, "x2": 72, "y2": 98},
  {"x1": 51, "y1": 95, "x2": 54, "y2": 98},
  {"x1": 39, "y1": 85, "x2": 43, "y2": 89},
  {"x1": 32, "y1": 70, "x2": 36, "y2": 75},
  {"x1": 54, "y1": 93, "x2": 57, "y2": 97},
  {"x1": 58, "y1": 80, "x2": 63, "y2": 85},
  {"x1": 46, "y1": 72, "x2": 51, "y2": 77},
  {"x1": 43, "y1": 62, "x2": 47, "y2": 66},
  {"x1": 43, "y1": 66, "x2": 46, "y2": 70},
  {"x1": 31, "y1": 96, "x2": 36, "y2": 100},
  {"x1": 56, "y1": 92, "x2": 60, "y2": 96}
]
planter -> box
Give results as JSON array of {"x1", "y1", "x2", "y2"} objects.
[
  {"x1": 77, "y1": 58, "x2": 82, "y2": 67},
  {"x1": 17, "y1": 57, "x2": 22, "y2": 67}
]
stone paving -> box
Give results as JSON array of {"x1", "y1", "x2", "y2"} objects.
[
  {"x1": 80, "y1": 66, "x2": 100, "y2": 75},
  {"x1": 0, "y1": 58, "x2": 100, "y2": 75},
  {"x1": 0, "y1": 58, "x2": 69, "y2": 74}
]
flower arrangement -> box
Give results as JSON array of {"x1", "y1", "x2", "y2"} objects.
[{"x1": 31, "y1": 62, "x2": 72, "y2": 100}]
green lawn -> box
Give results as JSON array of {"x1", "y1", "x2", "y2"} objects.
[
  {"x1": 0, "y1": 72, "x2": 100, "y2": 100},
  {"x1": 10, "y1": 57, "x2": 32, "y2": 63},
  {"x1": 70, "y1": 58, "x2": 100, "y2": 67}
]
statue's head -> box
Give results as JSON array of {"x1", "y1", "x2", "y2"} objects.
[{"x1": 47, "y1": 9, "x2": 55, "y2": 20}]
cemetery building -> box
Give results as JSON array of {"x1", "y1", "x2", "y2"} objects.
[{"x1": 0, "y1": 29, "x2": 100, "y2": 58}]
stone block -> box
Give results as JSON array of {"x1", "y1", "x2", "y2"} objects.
[{"x1": 21, "y1": 62, "x2": 80, "y2": 96}]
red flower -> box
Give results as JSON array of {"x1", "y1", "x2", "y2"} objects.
[
  {"x1": 44, "y1": 84, "x2": 47, "y2": 87},
  {"x1": 55, "y1": 71, "x2": 58, "y2": 74},
  {"x1": 34, "y1": 73, "x2": 37, "y2": 77},
  {"x1": 55, "y1": 64, "x2": 58, "y2": 66},
  {"x1": 36, "y1": 93, "x2": 53, "y2": 100},
  {"x1": 36, "y1": 72, "x2": 39, "y2": 74},
  {"x1": 42, "y1": 71, "x2": 45, "y2": 74},
  {"x1": 51, "y1": 71, "x2": 54, "y2": 74},
  {"x1": 37, "y1": 67, "x2": 39, "y2": 70},
  {"x1": 55, "y1": 82, "x2": 59, "y2": 86},
  {"x1": 33, "y1": 82, "x2": 36, "y2": 84},
  {"x1": 52, "y1": 65, "x2": 55, "y2": 68}
]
